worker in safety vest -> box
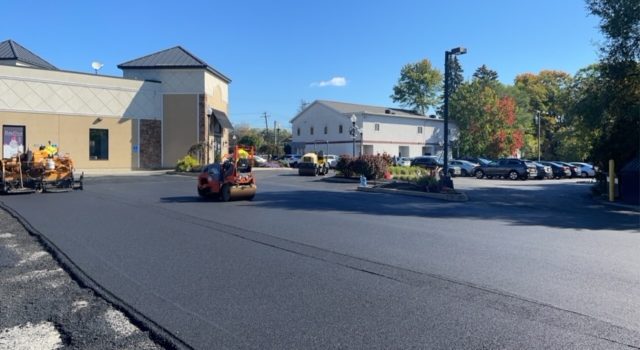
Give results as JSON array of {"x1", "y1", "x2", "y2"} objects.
[{"x1": 44, "y1": 141, "x2": 57, "y2": 157}]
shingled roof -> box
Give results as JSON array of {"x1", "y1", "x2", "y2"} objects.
[
  {"x1": 316, "y1": 100, "x2": 424, "y2": 118},
  {"x1": 118, "y1": 46, "x2": 230, "y2": 83},
  {"x1": 0, "y1": 39, "x2": 57, "y2": 70}
]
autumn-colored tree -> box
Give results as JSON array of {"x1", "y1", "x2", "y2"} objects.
[{"x1": 451, "y1": 74, "x2": 526, "y2": 159}]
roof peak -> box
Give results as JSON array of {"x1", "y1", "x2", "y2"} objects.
[
  {"x1": 117, "y1": 45, "x2": 230, "y2": 83},
  {"x1": 0, "y1": 39, "x2": 57, "y2": 70}
]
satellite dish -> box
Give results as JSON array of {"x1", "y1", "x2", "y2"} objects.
[{"x1": 91, "y1": 61, "x2": 103, "y2": 74}]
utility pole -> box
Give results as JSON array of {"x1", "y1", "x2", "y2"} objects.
[{"x1": 262, "y1": 112, "x2": 269, "y2": 138}]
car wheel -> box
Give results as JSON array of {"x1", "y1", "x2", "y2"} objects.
[
  {"x1": 475, "y1": 170, "x2": 484, "y2": 179},
  {"x1": 197, "y1": 187, "x2": 208, "y2": 197},
  {"x1": 461, "y1": 169, "x2": 468, "y2": 177},
  {"x1": 581, "y1": 171, "x2": 588, "y2": 178},
  {"x1": 220, "y1": 184, "x2": 231, "y2": 202},
  {"x1": 508, "y1": 170, "x2": 519, "y2": 180}
]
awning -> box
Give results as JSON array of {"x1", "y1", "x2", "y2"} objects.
[{"x1": 212, "y1": 109, "x2": 233, "y2": 130}]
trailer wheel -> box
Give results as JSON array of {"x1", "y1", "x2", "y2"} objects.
[{"x1": 221, "y1": 184, "x2": 231, "y2": 202}]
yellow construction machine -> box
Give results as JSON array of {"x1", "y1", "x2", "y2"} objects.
[
  {"x1": 297, "y1": 151, "x2": 330, "y2": 176},
  {"x1": 0, "y1": 149, "x2": 83, "y2": 194}
]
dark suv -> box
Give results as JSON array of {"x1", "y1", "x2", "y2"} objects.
[
  {"x1": 411, "y1": 156, "x2": 462, "y2": 176},
  {"x1": 474, "y1": 158, "x2": 537, "y2": 180}
]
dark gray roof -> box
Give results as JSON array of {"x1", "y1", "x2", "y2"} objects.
[
  {"x1": 0, "y1": 40, "x2": 57, "y2": 70},
  {"x1": 118, "y1": 46, "x2": 230, "y2": 83},
  {"x1": 317, "y1": 100, "x2": 424, "y2": 118}
]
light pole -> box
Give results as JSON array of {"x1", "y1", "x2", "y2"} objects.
[
  {"x1": 443, "y1": 46, "x2": 467, "y2": 187},
  {"x1": 275, "y1": 122, "x2": 280, "y2": 159},
  {"x1": 350, "y1": 114, "x2": 358, "y2": 157},
  {"x1": 536, "y1": 111, "x2": 541, "y2": 162}
]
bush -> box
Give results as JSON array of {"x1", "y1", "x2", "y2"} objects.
[
  {"x1": 175, "y1": 154, "x2": 199, "y2": 172},
  {"x1": 415, "y1": 175, "x2": 440, "y2": 192},
  {"x1": 336, "y1": 154, "x2": 355, "y2": 177},
  {"x1": 352, "y1": 155, "x2": 388, "y2": 180}
]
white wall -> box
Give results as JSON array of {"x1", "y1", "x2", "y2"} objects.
[
  {"x1": 0, "y1": 65, "x2": 161, "y2": 119},
  {"x1": 204, "y1": 72, "x2": 229, "y2": 104},
  {"x1": 291, "y1": 102, "x2": 456, "y2": 158}
]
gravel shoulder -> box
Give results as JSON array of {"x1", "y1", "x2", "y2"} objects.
[{"x1": 0, "y1": 207, "x2": 165, "y2": 350}]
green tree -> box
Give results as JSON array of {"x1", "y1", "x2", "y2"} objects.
[
  {"x1": 514, "y1": 70, "x2": 573, "y2": 160},
  {"x1": 391, "y1": 59, "x2": 443, "y2": 115},
  {"x1": 584, "y1": 0, "x2": 640, "y2": 169},
  {"x1": 587, "y1": 0, "x2": 639, "y2": 63},
  {"x1": 472, "y1": 65, "x2": 499, "y2": 87}
]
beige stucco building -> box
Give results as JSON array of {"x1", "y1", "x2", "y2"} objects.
[{"x1": 0, "y1": 39, "x2": 232, "y2": 171}]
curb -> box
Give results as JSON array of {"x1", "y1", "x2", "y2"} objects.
[{"x1": 357, "y1": 186, "x2": 469, "y2": 202}]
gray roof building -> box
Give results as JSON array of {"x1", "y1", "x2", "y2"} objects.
[
  {"x1": 0, "y1": 39, "x2": 57, "y2": 70},
  {"x1": 118, "y1": 46, "x2": 231, "y2": 83}
]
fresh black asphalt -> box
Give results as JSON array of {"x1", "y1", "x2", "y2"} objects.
[{"x1": 1, "y1": 171, "x2": 638, "y2": 349}]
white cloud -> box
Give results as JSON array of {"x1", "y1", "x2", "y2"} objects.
[{"x1": 311, "y1": 76, "x2": 347, "y2": 87}]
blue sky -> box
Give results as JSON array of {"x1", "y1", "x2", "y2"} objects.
[{"x1": 4, "y1": 0, "x2": 602, "y2": 129}]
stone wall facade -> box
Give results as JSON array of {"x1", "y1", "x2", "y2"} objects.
[{"x1": 140, "y1": 119, "x2": 162, "y2": 169}]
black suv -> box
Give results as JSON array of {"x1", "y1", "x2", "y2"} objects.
[{"x1": 474, "y1": 158, "x2": 537, "y2": 180}]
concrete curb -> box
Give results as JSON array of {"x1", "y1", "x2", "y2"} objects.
[{"x1": 357, "y1": 186, "x2": 469, "y2": 202}]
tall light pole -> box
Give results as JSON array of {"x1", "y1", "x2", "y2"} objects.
[
  {"x1": 443, "y1": 46, "x2": 467, "y2": 187},
  {"x1": 275, "y1": 122, "x2": 280, "y2": 159},
  {"x1": 350, "y1": 114, "x2": 357, "y2": 157},
  {"x1": 536, "y1": 111, "x2": 541, "y2": 162}
]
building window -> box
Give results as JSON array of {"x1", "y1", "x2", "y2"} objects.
[
  {"x1": 324, "y1": 126, "x2": 328, "y2": 134},
  {"x1": 89, "y1": 129, "x2": 109, "y2": 160},
  {"x1": 297, "y1": 128, "x2": 300, "y2": 136},
  {"x1": 310, "y1": 127, "x2": 314, "y2": 135},
  {"x1": 418, "y1": 126, "x2": 423, "y2": 134},
  {"x1": 374, "y1": 123, "x2": 380, "y2": 131},
  {"x1": 339, "y1": 125, "x2": 343, "y2": 133}
]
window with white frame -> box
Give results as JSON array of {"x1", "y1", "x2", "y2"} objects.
[
  {"x1": 339, "y1": 125, "x2": 343, "y2": 133},
  {"x1": 374, "y1": 123, "x2": 380, "y2": 131},
  {"x1": 310, "y1": 127, "x2": 314, "y2": 135},
  {"x1": 418, "y1": 126, "x2": 423, "y2": 134},
  {"x1": 324, "y1": 126, "x2": 328, "y2": 134}
]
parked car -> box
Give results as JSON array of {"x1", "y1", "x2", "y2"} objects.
[
  {"x1": 570, "y1": 162, "x2": 596, "y2": 178},
  {"x1": 539, "y1": 161, "x2": 572, "y2": 178},
  {"x1": 282, "y1": 154, "x2": 302, "y2": 168},
  {"x1": 396, "y1": 157, "x2": 412, "y2": 167},
  {"x1": 474, "y1": 158, "x2": 537, "y2": 180},
  {"x1": 554, "y1": 161, "x2": 580, "y2": 178},
  {"x1": 325, "y1": 154, "x2": 339, "y2": 168},
  {"x1": 411, "y1": 156, "x2": 462, "y2": 177},
  {"x1": 450, "y1": 159, "x2": 479, "y2": 177},
  {"x1": 460, "y1": 156, "x2": 492, "y2": 166},
  {"x1": 523, "y1": 160, "x2": 553, "y2": 179},
  {"x1": 253, "y1": 155, "x2": 267, "y2": 167}
]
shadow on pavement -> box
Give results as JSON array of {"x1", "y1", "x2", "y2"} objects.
[{"x1": 249, "y1": 183, "x2": 639, "y2": 232}]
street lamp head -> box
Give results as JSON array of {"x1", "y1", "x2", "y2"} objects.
[
  {"x1": 350, "y1": 114, "x2": 357, "y2": 124},
  {"x1": 449, "y1": 47, "x2": 467, "y2": 55}
]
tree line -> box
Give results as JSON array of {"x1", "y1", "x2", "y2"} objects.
[{"x1": 390, "y1": 0, "x2": 638, "y2": 169}]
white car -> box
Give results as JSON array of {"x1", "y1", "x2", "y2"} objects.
[
  {"x1": 253, "y1": 155, "x2": 267, "y2": 167},
  {"x1": 325, "y1": 154, "x2": 339, "y2": 168},
  {"x1": 570, "y1": 162, "x2": 596, "y2": 177},
  {"x1": 396, "y1": 157, "x2": 412, "y2": 167},
  {"x1": 450, "y1": 159, "x2": 479, "y2": 177}
]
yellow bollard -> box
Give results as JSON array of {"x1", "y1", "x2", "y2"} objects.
[{"x1": 609, "y1": 159, "x2": 615, "y2": 202}]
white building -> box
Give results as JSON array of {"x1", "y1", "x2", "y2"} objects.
[{"x1": 289, "y1": 100, "x2": 457, "y2": 158}]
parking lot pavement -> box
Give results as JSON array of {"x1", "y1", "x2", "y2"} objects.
[{"x1": 0, "y1": 208, "x2": 164, "y2": 350}]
